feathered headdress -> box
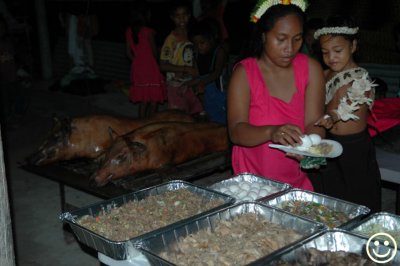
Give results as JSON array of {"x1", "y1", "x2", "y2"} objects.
[{"x1": 250, "y1": 0, "x2": 309, "y2": 23}]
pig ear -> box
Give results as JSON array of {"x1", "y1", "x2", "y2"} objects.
[
  {"x1": 127, "y1": 141, "x2": 146, "y2": 153},
  {"x1": 108, "y1": 127, "x2": 120, "y2": 142}
]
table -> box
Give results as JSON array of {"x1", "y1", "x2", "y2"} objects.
[{"x1": 20, "y1": 151, "x2": 232, "y2": 213}]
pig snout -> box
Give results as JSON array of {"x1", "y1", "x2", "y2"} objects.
[
  {"x1": 90, "y1": 170, "x2": 114, "y2": 187},
  {"x1": 91, "y1": 153, "x2": 131, "y2": 186}
]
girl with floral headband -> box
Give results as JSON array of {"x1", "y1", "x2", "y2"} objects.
[
  {"x1": 313, "y1": 15, "x2": 381, "y2": 212},
  {"x1": 228, "y1": 0, "x2": 326, "y2": 190}
]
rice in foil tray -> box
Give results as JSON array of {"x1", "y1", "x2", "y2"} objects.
[{"x1": 138, "y1": 202, "x2": 325, "y2": 266}]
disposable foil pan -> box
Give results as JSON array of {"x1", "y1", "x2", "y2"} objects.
[
  {"x1": 59, "y1": 180, "x2": 235, "y2": 260},
  {"x1": 252, "y1": 229, "x2": 400, "y2": 265},
  {"x1": 349, "y1": 212, "x2": 400, "y2": 245},
  {"x1": 137, "y1": 201, "x2": 326, "y2": 266},
  {"x1": 261, "y1": 188, "x2": 370, "y2": 229},
  {"x1": 208, "y1": 172, "x2": 291, "y2": 202}
]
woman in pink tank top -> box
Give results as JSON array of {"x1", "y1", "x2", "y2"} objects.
[{"x1": 227, "y1": 1, "x2": 325, "y2": 190}]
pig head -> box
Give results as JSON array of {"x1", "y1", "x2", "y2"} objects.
[{"x1": 92, "y1": 122, "x2": 229, "y2": 186}]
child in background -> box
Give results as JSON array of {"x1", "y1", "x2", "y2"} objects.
[
  {"x1": 188, "y1": 18, "x2": 229, "y2": 124},
  {"x1": 313, "y1": 15, "x2": 381, "y2": 212},
  {"x1": 126, "y1": 0, "x2": 166, "y2": 118},
  {"x1": 160, "y1": 0, "x2": 203, "y2": 115}
]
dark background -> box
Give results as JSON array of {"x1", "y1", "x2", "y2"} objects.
[{"x1": 3, "y1": 0, "x2": 400, "y2": 79}]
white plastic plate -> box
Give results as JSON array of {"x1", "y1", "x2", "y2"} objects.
[{"x1": 269, "y1": 139, "x2": 343, "y2": 158}]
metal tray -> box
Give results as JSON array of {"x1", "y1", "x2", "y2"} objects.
[
  {"x1": 261, "y1": 188, "x2": 370, "y2": 229},
  {"x1": 208, "y1": 172, "x2": 291, "y2": 202},
  {"x1": 349, "y1": 212, "x2": 400, "y2": 245},
  {"x1": 252, "y1": 229, "x2": 400, "y2": 265},
  {"x1": 138, "y1": 201, "x2": 326, "y2": 266},
  {"x1": 59, "y1": 180, "x2": 235, "y2": 260}
]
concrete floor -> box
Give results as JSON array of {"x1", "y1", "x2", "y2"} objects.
[{"x1": 1, "y1": 80, "x2": 398, "y2": 266}]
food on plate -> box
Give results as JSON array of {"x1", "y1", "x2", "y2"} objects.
[
  {"x1": 295, "y1": 134, "x2": 332, "y2": 155},
  {"x1": 159, "y1": 213, "x2": 303, "y2": 265},
  {"x1": 278, "y1": 200, "x2": 350, "y2": 228},
  {"x1": 307, "y1": 142, "x2": 333, "y2": 156},
  {"x1": 308, "y1": 134, "x2": 322, "y2": 145},
  {"x1": 297, "y1": 135, "x2": 312, "y2": 150},
  {"x1": 76, "y1": 189, "x2": 224, "y2": 241}
]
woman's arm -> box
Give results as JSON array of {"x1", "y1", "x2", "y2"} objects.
[
  {"x1": 227, "y1": 64, "x2": 302, "y2": 147},
  {"x1": 304, "y1": 57, "x2": 326, "y2": 138}
]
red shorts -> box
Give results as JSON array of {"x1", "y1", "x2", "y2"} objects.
[{"x1": 167, "y1": 85, "x2": 203, "y2": 114}]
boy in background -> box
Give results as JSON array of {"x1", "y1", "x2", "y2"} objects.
[{"x1": 160, "y1": 1, "x2": 203, "y2": 115}]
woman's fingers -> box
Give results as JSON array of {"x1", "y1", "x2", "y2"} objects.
[{"x1": 278, "y1": 126, "x2": 302, "y2": 145}]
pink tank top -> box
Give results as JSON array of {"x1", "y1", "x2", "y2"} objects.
[{"x1": 232, "y1": 53, "x2": 313, "y2": 190}]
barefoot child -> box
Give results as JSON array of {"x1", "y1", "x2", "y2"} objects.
[{"x1": 313, "y1": 15, "x2": 381, "y2": 212}]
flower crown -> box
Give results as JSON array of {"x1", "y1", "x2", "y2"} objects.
[
  {"x1": 314, "y1": 26, "x2": 359, "y2": 40},
  {"x1": 250, "y1": 0, "x2": 309, "y2": 23}
]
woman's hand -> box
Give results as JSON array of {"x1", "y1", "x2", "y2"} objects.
[{"x1": 271, "y1": 124, "x2": 303, "y2": 146}]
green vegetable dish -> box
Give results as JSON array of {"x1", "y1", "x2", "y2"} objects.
[{"x1": 279, "y1": 200, "x2": 349, "y2": 228}]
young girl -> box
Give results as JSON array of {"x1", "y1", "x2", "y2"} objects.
[
  {"x1": 126, "y1": 1, "x2": 166, "y2": 118},
  {"x1": 188, "y1": 18, "x2": 229, "y2": 124},
  {"x1": 313, "y1": 15, "x2": 382, "y2": 212},
  {"x1": 227, "y1": 0, "x2": 326, "y2": 190}
]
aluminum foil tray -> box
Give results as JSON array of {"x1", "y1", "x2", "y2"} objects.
[
  {"x1": 349, "y1": 212, "x2": 400, "y2": 245},
  {"x1": 261, "y1": 188, "x2": 370, "y2": 229},
  {"x1": 137, "y1": 201, "x2": 326, "y2": 266},
  {"x1": 208, "y1": 172, "x2": 291, "y2": 202},
  {"x1": 253, "y1": 229, "x2": 400, "y2": 265},
  {"x1": 59, "y1": 180, "x2": 235, "y2": 260}
]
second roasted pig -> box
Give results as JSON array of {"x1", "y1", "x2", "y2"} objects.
[{"x1": 92, "y1": 122, "x2": 229, "y2": 186}]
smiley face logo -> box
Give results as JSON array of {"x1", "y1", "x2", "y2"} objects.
[{"x1": 366, "y1": 233, "x2": 397, "y2": 263}]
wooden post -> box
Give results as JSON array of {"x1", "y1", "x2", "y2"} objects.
[
  {"x1": 35, "y1": 0, "x2": 53, "y2": 79},
  {"x1": 0, "y1": 127, "x2": 16, "y2": 266}
]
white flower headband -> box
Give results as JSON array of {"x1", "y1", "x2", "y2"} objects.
[
  {"x1": 250, "y1": 0, "x2": 309, "y2": 23},
  {"x1": 314, "y1": 26, "x2": 359, "y2": 40}
]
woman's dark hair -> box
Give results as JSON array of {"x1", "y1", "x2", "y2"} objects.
[
  {"x1": 324, "y1": 15, "x2": 359, "y2": 42},
  {"x1": 244, "y1": 4, "x2": 305, "y2": 58},
  {"x1": 128, "y1": 1, "x2": 151, "y2": 44}
]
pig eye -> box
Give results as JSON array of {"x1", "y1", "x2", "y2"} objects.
[{"x1": 116, "y1": 153, "x2": 127, "y2": 162}]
